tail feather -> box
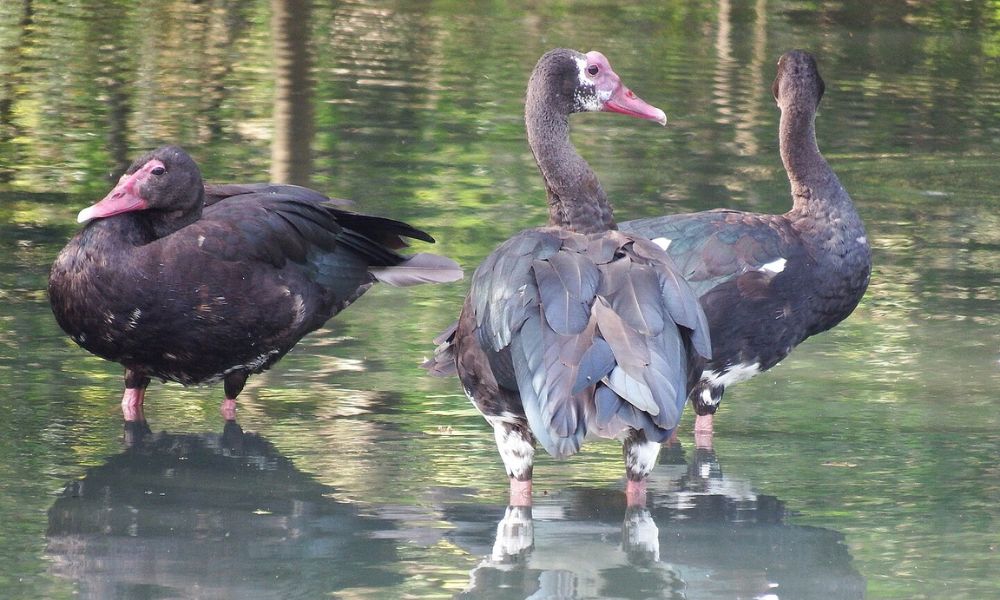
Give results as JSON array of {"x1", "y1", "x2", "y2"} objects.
[
  {"x1": 369, "y1": 253, "x2": 463, "y2": 287},
  {"x1": 421, "y1": 320, "x2": 459, "y2": 377}
]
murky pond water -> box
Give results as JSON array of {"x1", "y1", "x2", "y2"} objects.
[{"x1": 2, "y1": 1, "x2": 999, "y2": 598}]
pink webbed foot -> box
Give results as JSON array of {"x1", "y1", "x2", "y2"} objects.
[
  {"x1": 220, "y1": 398, "x2": 237, "y2": 421},
  {"x1": 509, "y1": 478, "x2": 532, "y2": 507},
  {"x1": 121, "y1": 387, "x2": 146, "y2": 422},
  {"x1": 625, "y1": 478, "x2": 648, "y2": 507}
]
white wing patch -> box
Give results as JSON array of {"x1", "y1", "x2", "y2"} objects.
[
  {"x1": 758, "y1": 258, "x2": 787, "y2": 274},
  {"x1": 651, "y1": 237, "x2": 672, "y2": 251}
]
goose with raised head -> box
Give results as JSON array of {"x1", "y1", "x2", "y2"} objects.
[
  {"x1": 428, "y1": 49, "x2": 711, "y2": 506},
  {"x1": 49, "y1": 146, "x2": 463, "y2": 421},
  {"x1": 620, "y1": 50, "x2": 871, "y2": 436}
]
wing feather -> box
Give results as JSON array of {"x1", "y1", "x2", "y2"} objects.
[
  {"x1": 592, "y1": 296, "x2": 650, "y2": 381},
  {"x1": 534, "y1": 251, "x2": 600, "y2": 336},
  {"x1": 601, "y1": 257, "x2": 665, "y2": 336}
]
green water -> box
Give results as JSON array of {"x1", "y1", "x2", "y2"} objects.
[{"x1": 1, "y1": 1, "x2": 999, "y2": 598}]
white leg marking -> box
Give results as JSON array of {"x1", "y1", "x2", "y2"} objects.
[
  {"x1": 625, "y1": 439, "x2": 662, "y2": 480},
  {"x1": 700, "y1": 387, "x2": 717, "y2": 407},
  {"x1": 493, "y1": 425, "x2": 534, "y2": 480}
]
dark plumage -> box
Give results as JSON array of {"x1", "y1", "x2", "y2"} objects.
[
  {"x1": 619, "y1": 50, "x2": 871, "y2": 434},
  {"x1": 427, "y1": 49, "x2": 710, "y2": 505},
  {"x1": 49, "y1": 146, "x2": 462, "y2": 420}
]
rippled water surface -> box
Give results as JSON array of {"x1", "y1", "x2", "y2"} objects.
[{"x1": 1, "y1": 1, "x2": 999, "y2": 598}]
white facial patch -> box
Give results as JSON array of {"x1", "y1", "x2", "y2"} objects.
[
  {"x1": 574, "y1": 56, "x2": 590, "y2": 87},
  {"x1": 758, "y1": 258, "x2": 787, "y2": 274},
  {"x1": 573, "y1": 56, "x2": 603, "y2": 112}
]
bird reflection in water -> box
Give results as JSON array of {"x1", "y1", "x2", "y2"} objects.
[
  {"x1": 452, "y1": 442, "x2": 865, "y2": 599},
  {"x1": 45, "y1": 420, "x2": 403, "y2": 599}
]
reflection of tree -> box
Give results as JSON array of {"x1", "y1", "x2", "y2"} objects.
[
  {"x1": 46, "y1": 421, "x2": 403, "y2": 598},
  {"x1": 203, "y1": 0, "x2": 252, "y2": 142},
  {"x1": 270, "y1": 0, "x2": 313, "y2": 185},
  {"x1": 0, "y1": 0, "x2": 32, "y2": 182},
  {"x1": 85, "y1": 0, "x2": 132, "y2": 179}
]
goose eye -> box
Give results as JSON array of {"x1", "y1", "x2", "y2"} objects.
[
  {"x1": 151, "y1": 166, "x2": 166, "y2": 176},
  {"x1": 587, "y1": 64, "x2": 599, "y2": 76}
]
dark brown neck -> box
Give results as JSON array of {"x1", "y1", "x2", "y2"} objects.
[
  {"x1": 525, "y1": 90, "x2": 616, "y2": 234},
  {"x1": 79, "y1": 212, "x2": 156, "y2": 250},
  {"x1": 149, "y1": 201, "x2": 203, "y2": 239},
  {"x1": 780, "y1": 102, "x2": 868, "y2": 254},
  {"x1": 780, "y1": 105, "x2": 844, "y2": 213}
]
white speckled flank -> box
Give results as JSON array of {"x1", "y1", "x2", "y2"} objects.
[
  {"x1": 221, "y1": 350, "x2": 280, "y2": 378},
  {"x1": 125, "y1": 308, "x2": 142, "y2": 331},
  {"x1": 291, "y1": 293, "x2": 306, "y2": 328},
  {"x1": 704, "y1": 362, "x2": 761, "y2": 388}
]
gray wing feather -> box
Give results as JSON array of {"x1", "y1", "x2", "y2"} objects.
[
  {"x1": 659, "y1": 267, "x2": 712, "y2": 359},
  {"x1": 629, "y1": 236, "x2": 712, "y2": 359},
  {"x1": 572, "y1": 336, "x2": 615, "y2": 394},
  {"x1": 509, "y1": 305, "x2": 585, "y2": 458},
  {"x1": 602, "y1": 258, "x2": 665, "y2": 336},
  {"x1": 592, "y1": 296, "x2": 650, "y2": 382},
  {"x1": 534, "y1": 251, "x2": 600, "y2": 336}
]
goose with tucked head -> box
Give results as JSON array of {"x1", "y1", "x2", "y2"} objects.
[{"x1": 50, "y1": 146, "x2": 462, "y2": 421}]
